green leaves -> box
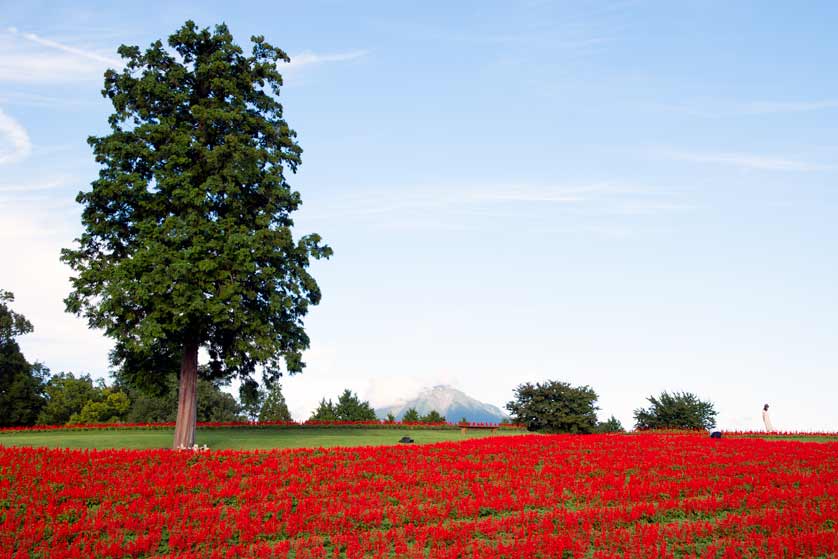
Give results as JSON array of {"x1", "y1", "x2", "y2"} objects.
[
  {"x1": 506, "y1": 380, "x2": 600, "y2": 434},
  {"x1": 633, "y1": 391, "x2": 717, "y2": 430},
  {"x1": 62, "y1": 21, "x2": 330, "y2": 388},
  {"x1": 0, "y1": 290, "x2": 33, "y2": 345},
  {"x1": 310, "y1": 390, "x2": 377, "y2": 422}
]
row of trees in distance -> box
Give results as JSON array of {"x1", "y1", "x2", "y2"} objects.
[
  {"x1": 505, "y1": 380, "x2": 718, "y2": 433},
  {"x1": 307, "y1": 389, "x2": 447, "y2": 423},
  {"x1": 4, "y1": 290, "x2": 717, "y2": 432},
  {"x1": 0, "y1": 290, "x2": 293, "y2": 426},
  {"x1": 2, "y1": 290, "x2": 455, "y2": 427}
]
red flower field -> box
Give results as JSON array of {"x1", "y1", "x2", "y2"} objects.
[{"x1": 2, "y1": 432, "x2": 837, "y2": 558}]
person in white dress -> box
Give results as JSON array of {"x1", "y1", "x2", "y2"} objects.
[{"x1": 762, "y1": 404, "x2": 774, "y2": 432}]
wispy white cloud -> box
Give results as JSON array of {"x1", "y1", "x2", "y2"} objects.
[
  {"x1": 0, "y1": 27, "x2": 119, "y2": 83},
  {"x1": 300, "y1": 182, "x2": 690, "y2": 235},
  {"x1": 742, "y1": 100, "x2": 838, "y2": 114},
  {"x1": 8, "y1": 27, "x2": 121, "y2": 66},
  {"x1": 0, "y1": 90, "x2": 97, "y2": 108},
  {"x1": 660, "y1": 149, "x2": 832, "y2": 172},
  {"x1": 286, "y1": 50, "x2": 368, "y2": 69},
  {"x1": 660, "y1": 99, "x2": 838, "y2": 118},
  {"x1": 0, "y1": 108, "x2": 31, "y2": 164},
  {"x1": 475, "y1": 183, "x2": 644, "y2": 203},
  {"x1": 0, "y1": 177, "x2": 69, "y2": 193}
]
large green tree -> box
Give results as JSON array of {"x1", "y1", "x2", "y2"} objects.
[
  {"x1": 506, "y1": 380, "x2": 599, "y2": 434},
  {"x1": 309, "y1": 389, "x2": 376, "y2": 422},
  {"x1": 0, "y1": 291, "x2": 48, "y2": 426},
  {"x1": 258, "y1": 382, "x2": 292, "y2": 422},
  {"x1": 633, "y1": 391, "x2": 717, "y2": 430},
  {"x1": 61, "y1": 22, "x2": 331, "y2": 448}
]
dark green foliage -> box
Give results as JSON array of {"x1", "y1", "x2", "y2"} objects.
[
  {"x1": 60, "y1": 21, "x2": 331, "y2": 413},
  {"x1": 506, "y1": 380, "x2": 599, "y2": 434},
  {"x1": 0, "y1": 290, "x2": 33, "y2": 344},
  {"x1": 0, "y1": 291, "x2": 48, "y2": 427},
  {"x1": 239, "y1": 379, "x2": 265, "y2": 421},
  {"x1": 634, "y1": 391, "x2": 717, "y2": 430},
  {"x1": 37, "y1": 373, "x2": 102, "y2": 425},
  {"x1": 122, "y1": 375, "x2": 242, "y2": 423},
  {"x1": 385, "y1": 412, "x2": 396, "y2": 423},
  {"x1": 0, "y1": 354, "x2": 48, "y2": 427},
  {"x1": 124, "y1": 388, "x2": 178, "y2": 423},
  {"x1": 309, "y1": 389, "x2": 376, "y2": 421},
  {"x1": 595, "y1": 415, "x2": 625, "y2": 433},
  {"x1": 258, "y1": 383, "x2": 292, "y2": 422},
  {"x1": 419, "y1": 410, "x2": 446, "y2": 423},
  {"x1": 402, "y1": 407, "x2": 420, "y2": 423},
  {"x1": 333, "y1": 389, "x2": 376, "y2": 421},
  {"x1": 309, "y1": 398, "x2": 338, "y2": 421},
  {"x1": 196, "y1": 380, "x2": 242, "y2": 422}
]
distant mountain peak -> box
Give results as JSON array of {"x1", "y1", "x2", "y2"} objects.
[{"x1": 375, "y1": 384, "x2": 508, "y2": 424}]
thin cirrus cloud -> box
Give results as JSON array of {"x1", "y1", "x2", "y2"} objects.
[
  {"x1": 1, "y1": 27, "x2": 365, "y2": 83},
  {"x1": 302, "y1": 183, "x2": 690, "y2": 226},
  {"x1": 0, "y1": 108, "x2": 32, "y2": 165},
  {"x1": 660, "y1": 99, "x2": 838, "y2": 119},
  {"x1": 7, "y1": 27, "x2": 121, "y2": 66},
  {"x1": 285, "y1": 50, "x2": 368, "y2": 69},
  {"x1": 0, "y1": 27, "x2": 119, "y2": 83},
  {"x1": 742, "y1": 100, "x2": 838, "y2": 114},
  {"x1": 658, "y1": 149, "x2": 832, "y2": 172}
]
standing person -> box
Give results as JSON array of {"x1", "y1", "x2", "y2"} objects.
[{"x1": 762, "y1": 404, "x2": 774, "y2": 432}]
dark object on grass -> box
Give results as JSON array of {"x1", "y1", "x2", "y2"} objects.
[
  {"x1": 398, "y1": 436, "x2": 414, "y2": 444},
  {"x1": 710, "y1": 431, "x2": 722, "y2": 439}
]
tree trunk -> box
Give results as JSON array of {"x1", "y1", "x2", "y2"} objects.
[{"x1": 173, "y1": 341, "x2": 199, "y2": 449}]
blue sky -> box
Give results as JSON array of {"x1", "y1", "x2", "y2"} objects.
[{"x1": 1, "y1": 1, "x2": 836, "y2": 430}]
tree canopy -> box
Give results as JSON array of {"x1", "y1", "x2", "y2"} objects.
[
  {"x1": 506, "y1": 380, "x2": 599, "y2": 434},
  {"x1": 0, "y1": 291, "x2": 48, "y2": 426},
  {"x1": 419, "y1": 410, "x2": 446, "y2": 423},
  {"x1": 595, "y1": 415, "x2": 625, "y2": 433},
  {"x1": 60, "y1": 21, "x2": 331, "y2": 447},
  {"x1": 634, "y1": 391, "x2": 717, "y2": 430},
  {"x1": 38, "y1": 373, "x2": 105, "y2": 425},
  {"x1": 258, "y1": 383, "x2": 292, "y2": 422},
  {"x1": 309, "y1": 389, "x2": 376, "y2": 422}
]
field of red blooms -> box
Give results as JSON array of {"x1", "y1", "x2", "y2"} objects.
[{"x1": 2, "y1": 432, "x2": 838, "y2": 559}]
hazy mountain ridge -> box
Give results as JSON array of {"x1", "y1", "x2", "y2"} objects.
[{"x1": 375, "y1": 385, "x2": 508, "y2": 423}]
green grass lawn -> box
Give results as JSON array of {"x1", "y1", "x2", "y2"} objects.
[
  {"x1": 730, "y1": 434, "x2": 838, "y2": 443},
  {"x1": 0, "y1": 426, "x2": 530, "y2": 450}
]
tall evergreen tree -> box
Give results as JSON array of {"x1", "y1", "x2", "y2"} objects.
[
  {"x1": 61, "y1": 22, "x2": 331, "y2": 448},
  {"x1": 258, "y1": 382, "x2": 292, "y2": 422},
  {"x1": 333, "y1": 389, "x2": 376, "y2": 421},
  {"x1": 402, "y1": 407, "x2": 420, "y2": 423},
  {"x1": 309, "y1": 390, "x2": 376, "y2": 422},
  {"x1": 309, "y1": 398, "x2": 337, "y2": 421}
]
